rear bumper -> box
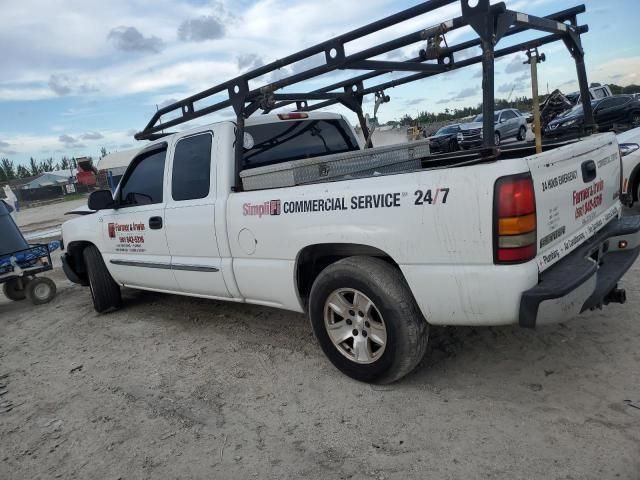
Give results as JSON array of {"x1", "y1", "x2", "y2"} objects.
[{"x1": 519, "y1": 215, "x2": 640, "y2": 328}]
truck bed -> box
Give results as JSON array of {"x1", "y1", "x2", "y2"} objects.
[{"x1": 240, "y1": 137, "x2": 581, "y2": 191}]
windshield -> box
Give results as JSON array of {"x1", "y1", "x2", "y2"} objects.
[
  {"x1": 473, "y1": 113, "x2": 499, "y2": 123},
  {"x1": 435, "y1": 125, "x2": 459, "y2": 135},
  {"x1": 558, "y1": 104, "x2": 583, "y2": 119},
  {"x1": 243, "y1": 119, "x2": 360, "y2": 170}
]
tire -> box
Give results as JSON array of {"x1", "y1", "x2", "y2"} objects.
[
  {"x1": 449, "y1": 139, "x2": 458, "y2": 152},
  {"x1": 494, "y1": 131, "x2": 501, "y2": 146},
  {"x1": 3, "y1": 278, "x2": 27, "y2": 301},
  {"x1": 309, "y1": 256, "x2": 428, "y2": 384},
  {"x1": 83, "y1": 245, "x2": 122, "y2": 313},
  {"x1": 25, "y1": 277, "x2": 57, "y2": 305},
  {"x1": 632, "y1": 112, "x2": 640, "y2": 127},
  {"x1": 517, "y1": 125, "x2": 527, "y2": 141}
]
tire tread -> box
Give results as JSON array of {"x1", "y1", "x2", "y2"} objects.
[
  {"x1": 309, "y1": 256, "x2": 428, "y2": 384},
  {"x1": 83, "y1": 246, "x2": 122, "y2": 313}
]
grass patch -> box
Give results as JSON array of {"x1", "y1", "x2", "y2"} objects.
[{"x1": 63, "y1": 193, "x2": 89, "y2": 202}]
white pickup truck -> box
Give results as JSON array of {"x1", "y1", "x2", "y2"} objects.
[
  {"x1": 61, "y1": 111, "x2": 640, "y2": 383},
  {"x1": 60, "y1": 0, "x2": 640, "y2": 383}
]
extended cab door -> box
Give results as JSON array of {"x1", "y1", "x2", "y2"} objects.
[
  {"x1": 100, "y1": 145, "x2": 179, "y2": 291},
  {"x1": 164, "y1": 131, "x2": 231, "y2": 298}
]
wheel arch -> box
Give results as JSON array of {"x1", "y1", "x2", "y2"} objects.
[
  {"x1": 65, "y1": 240, "x2": 96, "y2": 285},
  {"x1": 629, "y1": 162, "x2": 640, "y2": 202},
  {"x1": 294, "y1": 243, "x2": 402, "y2": 311}
]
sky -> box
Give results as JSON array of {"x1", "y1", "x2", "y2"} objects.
[{"x1": 0, "y1": 0, "x2": 638, "y2": 165}]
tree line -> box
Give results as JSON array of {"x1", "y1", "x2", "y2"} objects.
[
  {"x1": 386, "y1": 83, "x2": 640, "y2": 126},
  {"x1": 0, "y1": 156, "x2": 86, "y2": 183}
]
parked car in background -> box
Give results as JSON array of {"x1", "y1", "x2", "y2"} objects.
[
  {"x1": 427, "y1": 124, "x2": 461, "y2": 153},
  {"x1": 544, "y1": 95, "x2": 640, "y2": 138},
  {"x1": 457, "y1": 108, "x2": 527, "y2": 148}
]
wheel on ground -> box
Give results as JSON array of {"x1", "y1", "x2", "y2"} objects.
[
  {"x1": 309, "y1": 256, "x2": 429, "y2": 384},
  {"x1": 2, "y1": 278, "x2": 27, "y2": 301},
  {"x1": 449, "y1": 139, "x2": 458, "y2": 152},
  {"x1": 25, "y1": 277, "x2": 57, "y2": 305},
  {"x1": 632, "y1": 112, "x2": 640, "y2": 127},
  {"x1": 494, "y1": 131, "x2": 501, "y2": 146},
  {"x1": 83, "y1": 245, "x2": 122, "y2": 313},
  {"x1": 517, "y1": 125, "x2": 527, "y2": 141}
]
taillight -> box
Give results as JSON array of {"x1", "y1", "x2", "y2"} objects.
[
  {"x1": 494, "y1": 174, "x2": 537, "y2": 264},
  {"x1": 277, "y1": 113, "x2": 309, "y2": 120}
]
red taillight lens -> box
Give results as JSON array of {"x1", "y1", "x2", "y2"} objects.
[
  {"x1": 277, "y1": 113, "x2": 309, "y2": 120},
  {"x1": 497, "y1": 177, "x2": 535, "y2": 217},
  {"x1": 497, "y1": 244, "x2": 537, "y2": 263},
  {"x1": 494, "y1": 174, "x2": 537, "y2": 264}
]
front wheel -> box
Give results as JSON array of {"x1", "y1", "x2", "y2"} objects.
[
  {"x1": 631, "y1": 112, "x2": 640, "y2": 127},
  {"x1": 83, "y1": 245, "x2": 122, "y2": 313},
  {"x1": 309, "y1": 256, "x2": 428, "y2": 384},
  {"x1": 494, "y1": 131, "x2": 501, "y2": 146},
  {"x1": 517, "y1": 125, "x2": 527, "y2": 141}
]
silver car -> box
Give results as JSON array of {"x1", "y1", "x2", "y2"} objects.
[{"x1": 457, "y1": 108, "x2": 528, "y2": 148}]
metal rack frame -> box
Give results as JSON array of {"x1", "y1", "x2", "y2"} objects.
[{"x1": 135, "y1": 0, "x2": 592, "y2": 190}]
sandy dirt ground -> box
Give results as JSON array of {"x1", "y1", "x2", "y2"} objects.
[
  {"x1": 14, "y1": 198, "x2": 89, "y2": 241},
  {"x1": 1, "y1": 202, "x2": 639, "y2": 479}
]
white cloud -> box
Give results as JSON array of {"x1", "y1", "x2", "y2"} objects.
[{"x1": 108, "y1": 26, "x2": 165, "y2": 53}]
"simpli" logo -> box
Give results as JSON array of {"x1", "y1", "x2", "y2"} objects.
[{"x1": 243, "y1": 200, "x2": 281, "y2": 217}]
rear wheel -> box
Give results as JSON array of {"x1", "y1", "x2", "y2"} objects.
[
  {"x1": 83, "y1": 245, "x2": 122, "y2": 313},
  {"x1": 631, "y1": 112, "x2": 640, "y2": 127},
  {"x1": 309, "y1": 256, "x2": 428, "y2": 384},
  {"x1": 517, "y1": 125, "x2": 527, "y2": 141},
  {"x1": 25, "y1": 277, "x2": 57, "y2": 305},
  {"x1": 2, "y1": 278, "x2": 26, "y2": 301}
]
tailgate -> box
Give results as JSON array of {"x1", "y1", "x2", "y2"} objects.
[{"x1": 528, "y1": 133, "x2": 622, "y2": 271}]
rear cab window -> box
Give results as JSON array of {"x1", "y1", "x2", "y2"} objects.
[{"x1": 242, "y1": 119, "x2": 360, "y2": 170}]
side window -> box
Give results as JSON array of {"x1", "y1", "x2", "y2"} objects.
[
  {"x1": 172, "y1": 133, "x2": 212, "y2": 201},
  {"x1": 610, "y1": 96, "x2": 630, "y2": 107},
  {"x1": 501, "y1": 110, "x2": 516, "y2": 121},
  {"x1": 119, "y1": 149, "x2": 166, "y2": 206},
  {"x1": 593, "y1": 88, "x2": 607, "y2": 99}
]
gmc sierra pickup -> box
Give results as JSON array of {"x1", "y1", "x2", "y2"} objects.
[{"x1": 59, "y1": 0, "x2": 640, "y2": 383}]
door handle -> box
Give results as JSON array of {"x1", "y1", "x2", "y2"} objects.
[{"x1": 149, "y1": 216, "x2": 163, "y2": 230}]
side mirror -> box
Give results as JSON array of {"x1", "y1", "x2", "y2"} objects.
[{"x1": 88, "y1": 190, "x2": 115, "y2": 211}]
